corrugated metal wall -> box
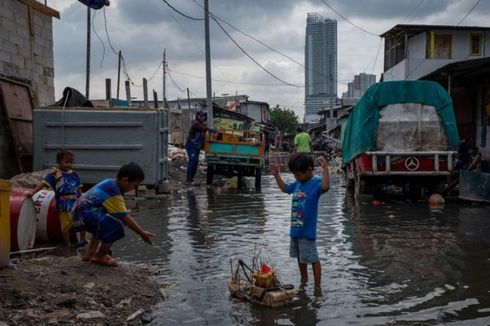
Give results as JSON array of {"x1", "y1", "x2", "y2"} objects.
[{"x1": 33, "y1": 107, "x2": 168, "y2": 186}]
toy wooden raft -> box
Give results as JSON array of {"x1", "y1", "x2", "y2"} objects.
[{"x1": 229, "y1": 258, "x2": 296, "y2": 308}]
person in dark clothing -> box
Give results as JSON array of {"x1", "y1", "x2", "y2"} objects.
[{"x1": 186, "y1": 111, "x2": 211, "y2": 184}]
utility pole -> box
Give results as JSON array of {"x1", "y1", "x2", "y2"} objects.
[
  {"x1": 85, "y1": 6, "x2": 91, "y2": 99},
  {"x1": 204, "y1": 0, "x2": 213, "y2": 127},
  {"x1": 162, "y1": 49, "x2": 166, "y2": 108},
  {"x1": 116, "y1": 50, "x2": 121, "y2": 100}
]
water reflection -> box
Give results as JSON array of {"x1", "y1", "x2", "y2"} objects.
[{"x1": 114, "y1": 175, "x2": 490, "y2": 325}]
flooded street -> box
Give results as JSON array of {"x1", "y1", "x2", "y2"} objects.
[{"x1": 115, "y1": 175, "x2": 490, "y2": 325}]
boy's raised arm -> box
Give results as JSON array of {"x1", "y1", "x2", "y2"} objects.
[
  {"x1": 122, "y1": 215, "x2": 155, "y2": 245},
  {"x1": 318, "y1": 156, "x2": 330, "y2": 192},
  {"x1": 269, "y1": 161, "x2": 287, "y2": 193}
]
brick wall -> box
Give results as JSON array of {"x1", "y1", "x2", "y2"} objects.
[{"x1": 0, "y1": 0, "x2": 56, "y2": 106}]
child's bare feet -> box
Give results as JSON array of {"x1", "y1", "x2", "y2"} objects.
[{"x1": 92, "y1": 255, "x2": 118, "y2": 267}]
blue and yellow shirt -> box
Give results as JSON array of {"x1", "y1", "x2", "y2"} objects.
[
  {"x1": 285, "y1": 176, "x2": 325, "y2": 240},
  {"x1": 43, "y1": 169, "x2": 82, "y2": 212},
  {"x1": 74, "y1": 178, "x2": 129, "y2": 220}
]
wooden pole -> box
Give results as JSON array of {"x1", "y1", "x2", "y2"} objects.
[
  {"x1": 125, "y1": 80, "x2": 131, "y2": 106},
  {"x1": 105, "y1": 78, "x2": 111, "y2": 105},
  {"x1": 116, "y1": 50, "x2": 122, "y2": 100},
  {"x1": 143, "y1": 78, "x2": 148, "y2": 107}
]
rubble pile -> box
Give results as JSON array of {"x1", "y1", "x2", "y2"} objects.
[
  {"x1": 168, "y1": 145, "x2": 188, "y2": 162},
  {"x1": 312, "y1": 132, "x2": 341, "y2": 159},
  {"x1": 0, "y1": 256, "x2": 166, "y2": 325},
  {"x1": 9, "y1": 169, "x2": 53, "y2": 189}
]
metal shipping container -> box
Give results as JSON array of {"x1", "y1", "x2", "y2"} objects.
[{"x1": 33, "y1": 107, "x2": 168, "y2": 188}]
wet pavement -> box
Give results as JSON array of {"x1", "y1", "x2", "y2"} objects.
[{"x1": 115, "y1": 174, "x2": 490, "y2": 325}]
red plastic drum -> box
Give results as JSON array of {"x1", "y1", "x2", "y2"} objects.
[
  {"x1": 9, "y1": 188, "x2": 37, "y2": 251},
  {"x1": 32, "y1": 189, "x2": 77, "y2": 243},
  {"x1": 32, "y1": 189, "x2": 64, "y2": 242}
]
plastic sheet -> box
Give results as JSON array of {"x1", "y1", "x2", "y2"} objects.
[{"x1": 376, "y1": 103, "x2": 448, "y2": 152}]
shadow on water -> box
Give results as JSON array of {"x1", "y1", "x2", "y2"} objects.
[{"x1": 114, "y1": 175, "x2": 490, "y2": 325}]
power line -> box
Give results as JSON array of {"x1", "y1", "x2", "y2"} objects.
[
  {"x1": 91, "y1": 10, "x2": 106, "y2": 68},
  {"x1": 404, "y1": 0, "x2": 426, "y2": 22},
  {"x1": 165, "y1": 8, "x2": 232, "y2": 83},
  {"x1": 191, "y1": 0, "x2": 347, "y2": 86},
  {"x1": 370, "y1": 38, "x2": 383, "y2": 74},
  {"x1": 319, "y1": 0, "x2": 379, "y2": 37},
  {"x1": 160, "y1": 0, "x2": 203, "y2": 21},
  {"x1": 167, "y1": 69, "x2": 186, "y2": 92},
  {"x1": 167, "y1": 67, "x2": 298, "y2": 87},
  {"x1": 457, "y1": 0, "x2": 483, "y2": 25},
  {"x1": 212, "y1": 16, "x2": 302, "y2": 88}
]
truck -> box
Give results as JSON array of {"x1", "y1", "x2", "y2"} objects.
[
  {"x1": 205, "y1": 128, "x2": 265, "y2": 190},
  {"x1": 342, "y1": 80, "x2": 460, "y2": 199}
]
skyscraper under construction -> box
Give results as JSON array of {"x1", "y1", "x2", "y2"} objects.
[{"x1": 304, "y1": 13, "x2": 337, "y2": 123}]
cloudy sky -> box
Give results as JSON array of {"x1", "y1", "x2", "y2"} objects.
[{"x1": 46, "y1": 0, "x2": 490, "y2": 118}]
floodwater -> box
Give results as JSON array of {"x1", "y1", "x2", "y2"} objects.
[{"x1": 115, "y1": 174, "x2": 490, "y2": 325}]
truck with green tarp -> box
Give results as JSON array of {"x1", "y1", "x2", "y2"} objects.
[{"x1": 342, "y1": 80, "x2": 460, "y2": 199}]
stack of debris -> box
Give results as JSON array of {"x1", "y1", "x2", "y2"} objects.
[
  {"x1": 168, "y1": 145, "x2": 187, "y2": 162},
  {"x1": 312, "y1": 132, "x2": 341, "y2": 158}
]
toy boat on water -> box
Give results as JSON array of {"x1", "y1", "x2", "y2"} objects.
[{"x1": 229, "y1": 258, "x2": 296, "y2": 308}]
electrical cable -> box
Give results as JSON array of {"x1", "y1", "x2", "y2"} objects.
[
  {"x1": 318, "y1": 0, "x2": 379, "y2": 36},
  {"x1": 167, "y1": 69, "x2": 186, "y2": 92},
  {"x1": 167, "y1": 67, "x2": 293, "y2": 87},
  {"x1": 370, "y1": 38, "x2": 383, "y2": 74},
  {"x1": 192, "y1": 0, "x2": 347, "y2": 86},
  {"x1": 457, "y1": 0, "x2": 483, "y2": 25},
  {"x1": 91, "y1": 10, "x2": 106, "y2": 68},
  {"x1": 160, "y1": 0, "x2": 203, "y2": 21},
  {"x1": 212, "y1": 16, "x2": 301, "y2": 88},
  {"x1": 165, "y1": 8, "x2": 232, "y2": 83}
]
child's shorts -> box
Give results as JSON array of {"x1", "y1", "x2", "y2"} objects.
[
  {"x1": 290, "y1": 237, "x2": 319, "y2": 264},
  {"x1": 75, "y1": 211, "x2": 125, "y2": 244},
  {"x1": 59, "y1": 212, "x2": 72, "y2": 233}
]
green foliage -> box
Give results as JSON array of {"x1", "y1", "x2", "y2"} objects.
[{"x1": 270, "y1": 105, "x2": 300, "y2": 134}]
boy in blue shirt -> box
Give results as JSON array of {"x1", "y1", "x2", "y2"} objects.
[
  {"x1": 30, "y1": 150, "x2": 85, "y2": 248},
  {"x1": 269, "y1": 153, "x2": 329, "y2": 288},
  {"x1": 73, "y1": 162, "x2": 154, "y2": 267}
]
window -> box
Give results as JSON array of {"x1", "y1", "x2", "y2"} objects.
[
  {"x1": 426, "y1": 32, "x2": 452, "y2": 59},
  {"x1": 470, "y1": 33, "x2": 483, "y2": 56}
]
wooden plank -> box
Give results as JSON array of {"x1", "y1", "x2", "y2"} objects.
[{"x1": 17, "y1": 0, "x2": 60, "y2": 19}]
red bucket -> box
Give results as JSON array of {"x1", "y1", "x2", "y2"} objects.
[
  {"x1": 32, "y1": 189, "x2": 77, "y2": 243},
  {"x1": 9, "y1": 188, "x2": 37, "y2": 251}
]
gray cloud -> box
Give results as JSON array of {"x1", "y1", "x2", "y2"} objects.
[{"x1": 49, "y1": 0, "x2": 490, "y2": 118}]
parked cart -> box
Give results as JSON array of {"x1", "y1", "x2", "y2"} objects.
[{"x1": 205, "y1": 129, "x2": 265, "y2": 190}]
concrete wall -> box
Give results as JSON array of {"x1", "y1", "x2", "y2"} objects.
[{"x1": 0, "y1": 0, "x2": 56, "y2": 106}]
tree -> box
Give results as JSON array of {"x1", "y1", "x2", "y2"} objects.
[{"x1": 270, "y1": 105, "x2": 300, "y2": 134}]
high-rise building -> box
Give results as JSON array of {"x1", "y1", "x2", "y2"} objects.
[
  {"x1": 345, "y1": 73, "x2": 376, "y2": 99},
  {"x1": 304, "y1": 13, "x2": 337, "y2": 123}
]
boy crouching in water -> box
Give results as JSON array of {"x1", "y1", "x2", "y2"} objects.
[
  {"x1": 73, "y1": 162, "x2": 154, "y2": 266},
  {"x1": 269, "y1": 154, "x2": 329, "y2": 288}
]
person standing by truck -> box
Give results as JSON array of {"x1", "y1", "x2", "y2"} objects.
[
  {"x1": 294, "y1": 127, "x2": 312, "y2": 154},
  {"x1": 186, "y1": 111, "x2": 212, "y2": 185}
]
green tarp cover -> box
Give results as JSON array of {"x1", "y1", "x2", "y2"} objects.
[{"x1": 342, "y1": 80, "x2": 460, "y2": 166}]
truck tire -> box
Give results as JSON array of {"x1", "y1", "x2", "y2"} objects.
[
  {"x1": 206, "y1": 164, "x2": 214, "y2": 185},
  {"x1": 354, "y1": 170, "x2": 366, "y2": 200},
  {"x1": 255, "y1": 168, "x2": 262, "y2": 191}
]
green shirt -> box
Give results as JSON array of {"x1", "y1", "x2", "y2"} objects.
[{"x1": 294, "y1": 132, "x2": 311, "y2": 153}]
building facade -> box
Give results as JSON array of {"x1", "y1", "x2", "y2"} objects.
[
  {"x1": 381, "y1": 24, "x2": 490, "y2": 81},
  {"x1": 381, "y1": 24, "x2": 490, "y2": 162},
  {"x1": 345, "y1": 73, "x2": 376, "y2": 98},
  {"x1": 304, "y1": 13, "x2": 337, "y2": 123}
]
